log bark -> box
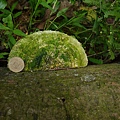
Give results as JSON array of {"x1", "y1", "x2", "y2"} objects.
[{"x1": 0, "y1": 64, "x2": 120, "y2": 120}]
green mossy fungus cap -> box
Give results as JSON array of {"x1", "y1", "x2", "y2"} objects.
[{"x1": 8, "y1": 31, "x2": 88, "y2": 71}]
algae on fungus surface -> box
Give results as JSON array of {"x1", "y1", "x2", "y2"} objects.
[{"x1": 8, "y1": 31, "x2": 88, "y2": 71}]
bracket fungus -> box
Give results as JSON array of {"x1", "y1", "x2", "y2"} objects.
[{"x1": 8, "y1": 31, "x2": 88, "y2": 72}]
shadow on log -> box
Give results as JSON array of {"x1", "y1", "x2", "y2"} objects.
[{"x1": 0, "y1": 64, "x2": 120, "y2": 120}]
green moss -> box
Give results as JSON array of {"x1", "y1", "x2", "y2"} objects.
[{"x1": 8, "y1": 31, "x2": 88, "y2": 71}]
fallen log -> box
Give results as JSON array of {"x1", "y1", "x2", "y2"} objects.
[{"x1": 0, "y1": 63, "x2": 120, "y2": 120}]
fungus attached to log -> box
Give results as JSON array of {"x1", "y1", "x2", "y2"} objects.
[{"x1": 8, "y1": 31, "x2": 88, "y2": 72}]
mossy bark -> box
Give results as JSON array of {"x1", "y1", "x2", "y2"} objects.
[{"x1": 0, "y1": 64, "x2": 120, "y2": 120}]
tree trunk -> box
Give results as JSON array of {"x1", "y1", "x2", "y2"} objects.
[{"x1": 0, "y1": 63, "x2": 120, "y2": 120}]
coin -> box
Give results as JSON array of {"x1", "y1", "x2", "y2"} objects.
[{"x1": 8, "y1": 57, "x2": 24, "y2": 72}]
